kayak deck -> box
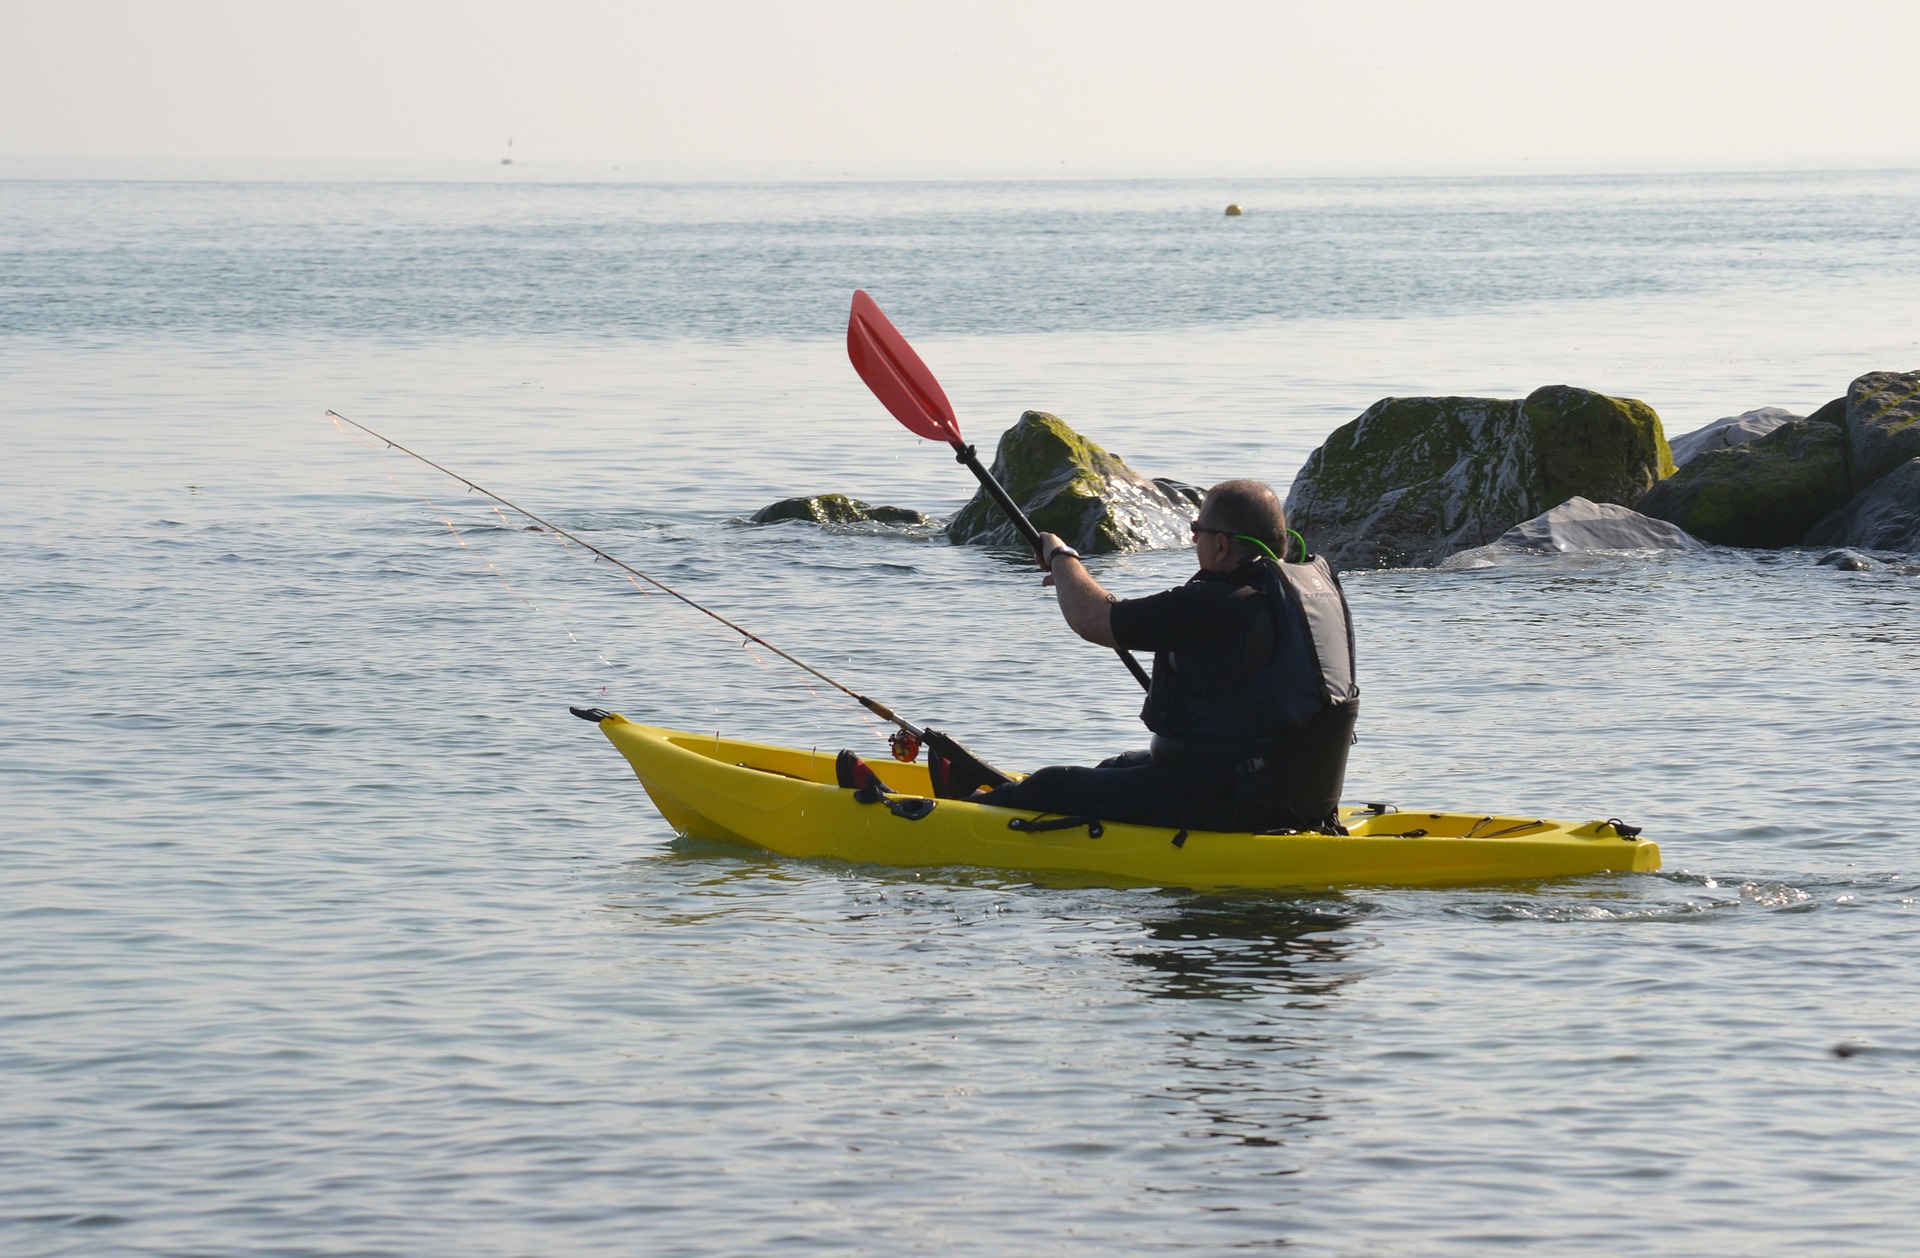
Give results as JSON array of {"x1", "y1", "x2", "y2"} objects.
[{"x1": 591, "y1": 715, "x2": 1660, "y2": 890}]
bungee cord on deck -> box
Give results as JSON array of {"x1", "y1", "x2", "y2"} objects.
[{"x1": 325, "y1": 410, "x2": 921, "y2": 737}]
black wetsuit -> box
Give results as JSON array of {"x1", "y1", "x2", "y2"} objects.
[{"x1": 983, "y1": 558, "x2": 1356, "y2": 831}]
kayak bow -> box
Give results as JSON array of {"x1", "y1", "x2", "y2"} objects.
[{"x1": 586, "y1": 714, "x2": 1659, "y2": 890}]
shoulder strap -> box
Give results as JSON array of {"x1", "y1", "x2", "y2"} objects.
[{"x1": 1272, "y1": 556, "x2": 1359, "y2": 704}]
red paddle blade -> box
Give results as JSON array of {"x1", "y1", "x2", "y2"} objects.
[{"x1": 847, "y1": 289, "x2": 963, "y2": 445}]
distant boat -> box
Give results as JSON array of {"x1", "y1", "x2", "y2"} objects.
[{"x1": 501, "y1": 137, "x2": 513, "y2": 166}]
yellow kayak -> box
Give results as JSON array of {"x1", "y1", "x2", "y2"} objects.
[{"x1": 586, "y1": 713, "x2": 1659, "y2": 890}]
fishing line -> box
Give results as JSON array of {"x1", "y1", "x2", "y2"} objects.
[
  {"x1": 457, "y1": 467, "x2": 857, "y2": 728},
  {"x1": 336, "y1": 418, "x2": 625, "y2": 693},
  {"x1": 337, "y1": 413, "x2": 868, "y2": 726},
  {"x1": 326, "y1": 410, "x2": 919, "y2": 737},
  {"x1": 337, "y1": 414, "x2": 819, "y2": 714}
]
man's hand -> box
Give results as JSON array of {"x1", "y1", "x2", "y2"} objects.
[{"x1": 1035, "y1": 532, "x2": 1071, "y2": 571}]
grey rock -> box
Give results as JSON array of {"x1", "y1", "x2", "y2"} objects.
[
  {"x1": 1636, "y1": 418, "x2": 1851, "y2": 548},
  {"x1": 750, "y1": 494, "x2": 931, "y2": 527},
  {"x1": 947, "y1": 411, "x2": 1197, "y2": 553},
  {"x1": 1839, "y1": 369, "x2": 1920, "y2": 491},
  {"x1": 1668, "y1": 407, "x2": 1798, "y2": 467},
  {"x1": 1153, "y1": 477, "x2": 1205, "y2": 510},
  {"x1": 1803, "y1": 456, "x2": 1920, "y2": 553},
  {"x1": 1817, "y1": 549, "x2": 1877, "y2": 571},
  {"x1": 1806, "y1": 395, "x2": 1848, "y2": 427},
  {"x1": 1285, "y1": 385, "x2": 1674, "y2": 569},
  {"x1": 1448, "y1": 497, "x2": 1703, "y2": 566}
]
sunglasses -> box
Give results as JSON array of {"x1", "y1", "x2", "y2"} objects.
[{"x1": 1190, "y1": 522, "x2": 1231, "y2": 539}]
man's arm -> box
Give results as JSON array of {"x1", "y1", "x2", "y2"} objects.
[{"x1": 1036, "y1": 532, "x2": 1119, "y2": 648}]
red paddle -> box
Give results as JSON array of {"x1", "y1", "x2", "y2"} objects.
[
  {"x1": 847, "y1": 289, "x2": 961, "y2": 445},
  {"x1": 847, "y1": 289, "x2": 1151, "y2": 691}
]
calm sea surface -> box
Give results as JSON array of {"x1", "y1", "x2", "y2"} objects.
[{"x1": 5, "y1": 168, "x2": 1920, "y2": 1255}]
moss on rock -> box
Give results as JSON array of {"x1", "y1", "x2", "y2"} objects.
[
  {"x1": 750, "y1": 494, "x2": 931, "y2": 526},
  {"x1": 1842, "y1": 369, "x2": 1920, "y2": 492},
  {"x1": 1284, "y1": 386, "x2": 1671, "y2": 569},
  {"x1": 1635, "y1": 419, "x2": 1850, "y2": 547},
  {"x1": 1804, "y1": 456, "x2": 1920, "y2": 553},
  {"x1": 946, "y1": 411, "x2": 1196, "y2": 553},
  {"x1": 1526, "y1": 385, "x2": 1674, "y2": 507}
]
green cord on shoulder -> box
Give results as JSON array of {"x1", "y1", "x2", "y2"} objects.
[
  {"x1": 1233, "y1": 529, "x2": 1309, "y2": 563},
  {"x1": 1226, "y1": 529, "x2": 1308, "y2": 564},
  {"x1": 1233, "y1": 534, "x2": 1283, "y2": 564}
]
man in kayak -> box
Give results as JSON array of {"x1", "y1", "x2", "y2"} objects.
[{"x1": 977, "y1": 478, "x2": 1359, "y2": 832}]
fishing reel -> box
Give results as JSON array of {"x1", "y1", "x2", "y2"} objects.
[{"x1": 888, "y1": 729, "x2": 922, "y2": 763}]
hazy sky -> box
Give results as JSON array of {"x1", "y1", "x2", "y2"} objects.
[{"x1": 5, "y1": 0, "x2": 1918, "y2": 172}]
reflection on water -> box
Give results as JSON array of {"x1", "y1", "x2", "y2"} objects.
[
  {"x1": 1125, "y1": 897, "x2": 1361, "y2": 1161},
  {"x1": 1124, "y1": 894, "x2": 1365, "y2": 1003},
  {"x1": 605, "y1": 859, "x2": 1364, "y2": 1201},
  {"x1": 1161, "y1": 1025, "x2": 1340, "y2": 1156}
]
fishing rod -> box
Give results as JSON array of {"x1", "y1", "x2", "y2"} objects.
[{"x1": 325, "y1": 410, "x2": 923, "y2": 738}]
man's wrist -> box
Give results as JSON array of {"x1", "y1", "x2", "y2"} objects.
[{"x1": 1046, "y1": 543, "x2": 1081, "y2": 567}]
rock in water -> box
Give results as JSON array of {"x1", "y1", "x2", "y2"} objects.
[
  {"x1": 1668, "y1": 407, "x2": 1799, "y2": 467},
  {"x1": 1817, "y1": 548, "x2": 1877, "y2": 571},
  {"x1": 1803, "y1": 457, "x2": 1920, "y2": 553},
  {"x1": 1839, "y1": 370, "x2": 1920, "y2": 491},
  {"x1": 1284, "y1": 386, "x2": 1673, "y2": 569},
  {"x1": 1152, "y1": 477, "x2": 1205, "y2": 510},
  {"x1": 1635, "y1": 418, "x2": 1851, "y2": 547},
  {"x1": 946, "y1": 411, "x2": 1198, "y2": 553},
  {"x1": 1446, "y1": 497, "x2": 1703, "y2": 565},
  {"x1": 750, "y1": 494, "x2": 931, "y2": 526}
]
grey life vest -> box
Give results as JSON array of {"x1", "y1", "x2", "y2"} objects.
[
  {"x1": 1141, "y1": 555, "x2": 1359, "y2": 752},
  {"x1": 1272, "y1": 554, "x2": 1359, "y2": 713}
]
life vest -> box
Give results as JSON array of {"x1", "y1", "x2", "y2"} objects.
[
  {"x1": 1141, "y1": 555, "x2": 1356, "y2": 744},
  {"x1": 1272, "y1": 554, "x2": 1359, "y2": 715},
  {"x1": 1140, "y1": 555, "x2": 1359, "y2": 825}
]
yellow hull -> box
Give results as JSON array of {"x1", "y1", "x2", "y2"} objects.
[{"x1": 593, "y1": 715, "x2": 1660, "y2": 890}]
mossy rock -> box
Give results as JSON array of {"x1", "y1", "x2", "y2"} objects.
[
  {"x1": 1284, "y1": 386, "x2": 1672, "y2": 569},
  {"x1": 1804, "y1": 456, "x2": 1920, "y2": 553},
  {"x1": 1840, "y1": 369, "x2": 1920, "y2": 491},
  {"x1": 1635, "y1": 419, "x2": 1850, "y2": 547},
  {"x1": 750, "y1": 494, "x2": 930, "y2": 527},
  {"x1": 946, "y1": 411, "x2": 1196, "y2": 553},
  {"x1": 1526, "y1": 385, "x2": 1675, "y2": 505}
]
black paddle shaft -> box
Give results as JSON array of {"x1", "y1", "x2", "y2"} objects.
[
  {"x1": 954, "y1": 444, "x2": 1046, "y2": 553},
  {"x1": 953, "y1": 443, "x2": 1152, "y2": 691}
]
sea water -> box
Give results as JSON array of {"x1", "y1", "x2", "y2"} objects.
[{"x1": 4, "y1": 168, "x2": 1920, "y2": 1255}]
